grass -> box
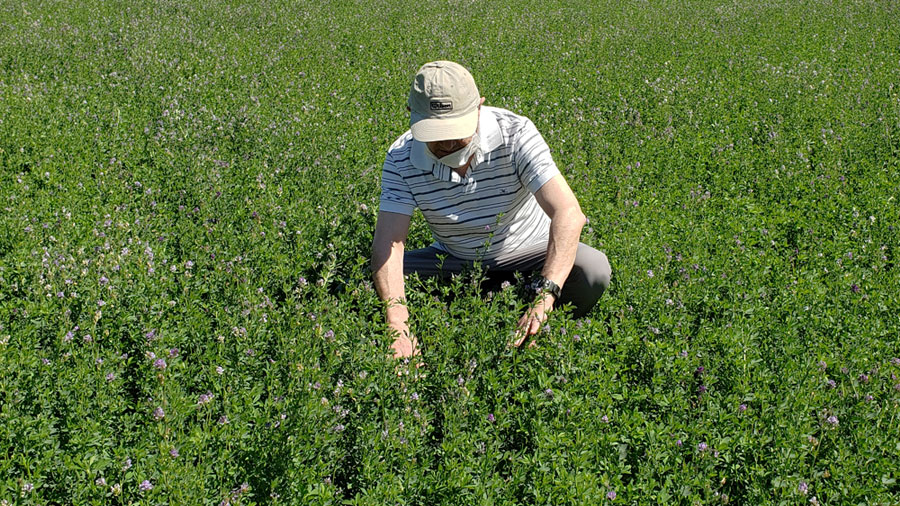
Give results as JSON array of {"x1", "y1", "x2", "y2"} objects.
[{"x1": 1, "y1": 0, "x2": 898, "y2": 504}]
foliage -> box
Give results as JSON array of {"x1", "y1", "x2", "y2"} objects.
[{"x1": 1, "y1": 0, "x2": 898, "y2": 503}]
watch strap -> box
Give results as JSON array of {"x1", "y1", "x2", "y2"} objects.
[{"x1": 530, "y1": 276, "x2": 561, "y2": 300}]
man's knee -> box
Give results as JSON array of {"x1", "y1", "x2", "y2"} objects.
[{"x1": 575, "y1": 243, "x2": 611, "y2": 295}]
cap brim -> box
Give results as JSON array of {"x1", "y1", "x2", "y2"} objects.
[{"x1": 410, "y1": 109, "x2": 479, "y2": 142}]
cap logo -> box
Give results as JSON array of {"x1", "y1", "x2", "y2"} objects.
[{"x1": 430, "y1": 100, "x2": 453, "y2": 111}]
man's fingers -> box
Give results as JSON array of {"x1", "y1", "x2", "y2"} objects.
[
  {"x1": 512, "y1": 331, "x2": 526, "y2": 348},
  {"x1": 511, "y1": 316, "x2": 540, "y2": 348},
  {"x1": 390, "y1": 333, "x2": 420, "y2": 359}
]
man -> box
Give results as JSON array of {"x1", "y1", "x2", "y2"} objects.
[{"x1": 372, "y1": 61, "x2": 611, "y2": 359}]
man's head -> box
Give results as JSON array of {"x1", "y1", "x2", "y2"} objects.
[{"x1": 408, "y1": 61, "x2": 482, "y2": 144}]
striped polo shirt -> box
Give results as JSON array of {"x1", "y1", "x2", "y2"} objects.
[{"x1": 379, "y1": 106, "x2": 560, "y2": 260}]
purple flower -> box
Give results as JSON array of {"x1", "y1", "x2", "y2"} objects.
[
  {"x1": 198, "y1": 392, "x2": 213, "y2": 405},
  {"x1": 95, "y1": 477, "x2": 106, "y2": 486},
  {"x1": 216, "y1": 366, "x2": 224, "y2": 375},
  {"x1": 892, "y1": 357, "x2": 900, "y2": 366},
  {"x1": 601, "y1": 415, "x2": 610, "y2": 423},
  {"x1": 153, "y1": 358, "x2": 167, "y2": 370},
  {"x1": 817, "y1": 360, "x2": 827, "y2": 370},
  {"x1": 100, "y1": 276, "x2": 109, "y2": 285},
  {"x1": 676, "y1": 439, "x2": 682, "y2": 447},
  {"x1": 122, "y1": 458, "x2": 132, "y2": 471},
  {"x1": 739, "y1": 403, "x2": 747, "y2": 412},
  {"x1": 218, "y1": 415, "x2": 229, "y2": 425},
  {"x1": 169, "y1": 447, "x2": 179, "y2": 458},
  {"x1": 153, "y1": 407, "x2": 165, "y2": 420},
  {"x1": 98, "y1": 299, "x2": 106, "y2": 307},
  {"x1": 698, "y1": 442, "x2": 708, "y2": 452},
  {"x1": 799, "y1": 481, "x2": 808, "y2": 495},
  {"x1": 544, "y1": 388, "x2": 554, "y2": 398},
  {"x1": 410, "y1": 392, "x2": 419, "y2": 401},
  {"x1": 826, "y1": 415, "x2": 838, "y2": 426},
  {"x1": 23, "y1": 482, "x2": 34, "y2": 493},
  {"x1": 139, "y1": 480, "x2": 153, "y2": 491},
  {"x1": 323, "y1": 329, "x2": 334, "y2": 340},
  {"x1": 698, "y1": 385, "x2": 707, "y2": 394},
  {"x1": 607, "y1": 490, "x2": 617, "y2": 500},
  {"x1": 647, "y1": 269, "x2": 654, "y2": 278},
  {"x1": 826, "y1": 379, "x2": 836, "y2": 389},
  {"x1": 168, "y1": 348, "x2": 179, "y2": 357},
  {"x1": 858, "y1": 373, "x2": 869, "y2": 383},
  {"x1": 851, "y1": 284, "x2": 859, "y2": 293}
]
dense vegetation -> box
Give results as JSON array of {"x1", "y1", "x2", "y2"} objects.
[{"x1": 1, "y1": 0, "x2": 898, "y2": 503}]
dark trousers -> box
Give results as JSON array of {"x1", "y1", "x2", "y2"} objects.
[{"x1": 403, "y1": 242, "x2": 611, "y2": 318}]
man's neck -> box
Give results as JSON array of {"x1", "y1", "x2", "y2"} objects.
[{"x1": 451, "y1": 155, "x2": 476, "y2": 178}]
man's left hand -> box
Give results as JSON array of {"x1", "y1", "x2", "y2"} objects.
[{"x1": 513, "y1": 293, "x2": 555, "y2": 347}]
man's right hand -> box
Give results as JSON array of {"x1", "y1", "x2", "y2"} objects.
[{"x1": 388, "y1": 321, "x2": 419, "y2": 359}]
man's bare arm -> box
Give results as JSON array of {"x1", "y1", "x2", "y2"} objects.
[
  {"x1": 371, "y1": 210, "x2": 415, "y2": 357},
  {"x1": 534, "y1": 174, "x2": 587, "y2": 291},
  {"x1": 514, "y1": 174, "x2": 586, "y2": 343}
]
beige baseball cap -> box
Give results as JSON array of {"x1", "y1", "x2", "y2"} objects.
[{"x1": 408, "y1": 61, "x2": 480, "y2": 142}]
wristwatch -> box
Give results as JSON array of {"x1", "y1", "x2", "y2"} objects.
[{"x1": 528, "y1": 276, "x2": 561, "y2": 301}]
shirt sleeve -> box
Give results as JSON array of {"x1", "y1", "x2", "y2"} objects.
[
  {"x1": 513, "y1": 117, "x2": 560, "y2": 194},
  {"x1": 378, "y1": 152, "x2": 417, "y2": 216}
]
